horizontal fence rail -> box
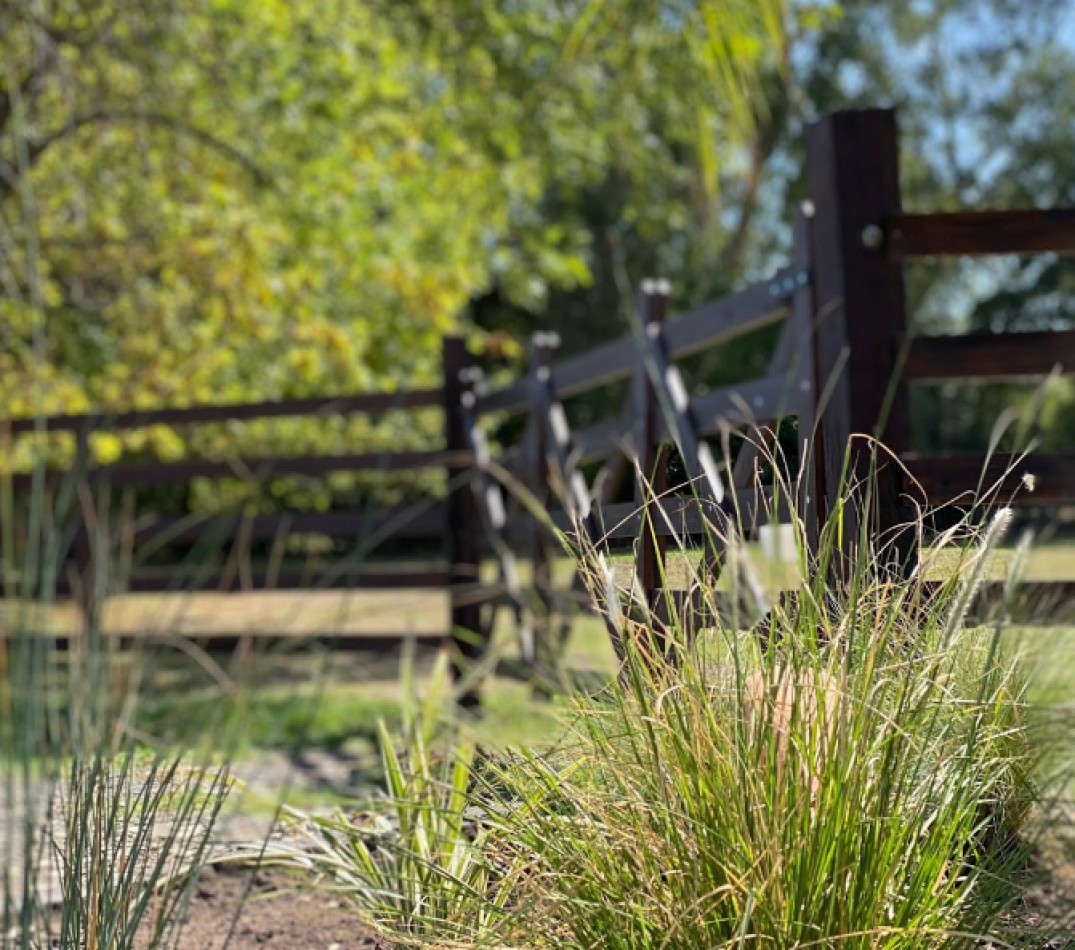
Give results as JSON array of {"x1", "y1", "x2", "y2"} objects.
[
  {"x1": 886, "y1": 208, "x2": 1075, "y2": 259},
  {"x1": 691, "y1": 374, "x2": 800, "y2": 436},
  {"x1": 128, "y1": 505, "x2": 447, "y2": 547},
  {"x1": 9, "y1": 450, "x2": 468, "y2": 490},
  {"x1": 534, "y1": 374, "x2": 801, "y2": 469},
  {"x1": 53, "y1": 566, "x2": 455, "y2": 595},
  {"x1": 904, "y1": 453, "x2": 1075, "y2": 504},
  {"x1": 538, "y1": 489, "x2": 789, "y2": 542},
  {"x1": 3, "y1": 388, "x2": 443, "y2": 435},
  {"x1": 40, "y1": 631, "x2": 451, "y2": 655},
  {"x1": 904, "y1": 330, "x2": 1075, "y2": 381}
]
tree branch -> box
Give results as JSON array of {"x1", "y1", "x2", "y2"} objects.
[
  {"x1": 13, "y1": 5, "x2": 126, "y2": 51},
  {"x1": 715, "y1": 32, "x2": 799, "y2": 278},
  {"x1": 0, "y1": 65, "x2": 51, "y2": 140},
  {"x1": 715, "y1": 136, "x2": 767, "y2": 276},
  {"x1": 0, "y1": 14, "x2": 66, "y2": 139},
  {"x1": 2, "y1": 109, "x2": 272, "y2": 196}
]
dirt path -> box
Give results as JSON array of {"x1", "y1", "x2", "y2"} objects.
[
  {"x1": 0, "y1": 748, "x2": 373, "y2": 909},
  {"x1": 138, "y1": 864, "x2": 390, "y2": 950},
  {"x1": 0, "y1": 763, "x2": 389, "y2": 949}
]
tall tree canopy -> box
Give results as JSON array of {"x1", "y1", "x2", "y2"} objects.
[
  {"x1": 4, "y1": 0, "x2": 1074, "y2": 514},
  {"x1": 1, "y1": 0, "x2": 783, "y2": 498}
]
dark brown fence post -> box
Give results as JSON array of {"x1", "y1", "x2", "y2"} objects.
[
  {"x1": 634, "y1": 280, "x2": 670, "y2": 645},
  {"x1": 443, "y1": 335, "x2": 484, "y2": 709},
  {"x1": 806, "y1": 108, "x2": 915, "y2": 576},
  {"x1": 528, "y1": 333, "x2": 559, "y2": 676}
]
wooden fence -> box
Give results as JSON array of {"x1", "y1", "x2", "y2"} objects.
[{"x1": 3, "y1": 107, "x2": 1075, "y2": 706}]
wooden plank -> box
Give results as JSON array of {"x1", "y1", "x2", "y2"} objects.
[
  {"x1": 594, "y1": 488, "x2": 787, "y2": 541},
  {"x1": 18, "y1": 631, "x2": 450, "y2": 654},
  {"x1": 460, "y1": 373, "x2": 534, "y2": 667},
  {"x1": 529, "y1": 336, "x2": 560, "y2": 672},
  {"x1": 634, "y1": 317, "x2": 771, "y2": 619},
  {"x1": 550, "y1": 270, "x2": 801, "y2": 405},
  {"x1": 662, "y1": 269, "x2": 797, "y2": 360},
  {"x1": 598, "y1": 498, "x2": 707, "y2": 540},
  {"x1": 690, "y1": 374, "x2": 796, "y2": 436},
  {"x1": 729, "y1": 204, "x2": 825, "y2": 553},
  {"x1": 904, "y1": 330, "x2": 1075, "y2": 381},
  {"x1": 495, "y1": 443, "x2": 531, "y2": 476},
  {"x1": 546, "y1": 336, "x2": 636, "y2": 406},
  {"x1": 725, "y1": 209, "x2": 820, "y2": 558},
  {"x1": 530, "y1": 333, "x2": 631, "y2": 660},
  {"x1": 473, "y1": 378, "x2": 531, "y2": 417},
  {"x1": 472, "y1": 268, "x2": 801, "y2": 417},
  {"x1": 530, "y1": 401, "x2": 633, "y2": 469},
  {"x1": 127, "y1": 506, "x2": 447, "y2": 547},
  {"x1": 904, "y1": 452, "x2": 1075, "y2": 504},
  {"x1": 920, "y1": 580, "x2": 1075, "y2": 623},
  {"x1": 504, "y1": 485, "x2": 789, "y2": 546},
  {"x1": 551, "y1": 396, "x2": 634, "y2": 658},
  {"x1": 54, "y1": 567, "x2": 453, "y2": 595},
  {"x1": 10, "y1": 450, "x2": 454, "y2": 489},
  {"x1": 791, "y1": 203, "x2": 825, "y2": 551},
  {"x1": 730, "y1": 318, "x2": 799, "y2": 489},
  {"x1": 635, "y1": 282, "x2": 669, "y2": 627},
  {"x1": 729, "y1": 204, "x2": 826, "y2": 551},
  {"x1": 887, "y1": 209, "x2": 1075, "y2": 259},
  {"x1": 574, "y1": 416, "x2": 630, "y2": 464},
  {"x1": 3, "y1": 389, "x2": 443, "y2": 436},
  {"x1": 531, "y1": 335, "x2": 607, "y2": 548},
  {"x1": 807, "y1": 108, "x2": 914, "y2": 574},
  {"x1": 198, "y1": 633, "x2": 449, "y2": 654}
]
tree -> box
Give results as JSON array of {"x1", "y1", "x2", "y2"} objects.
[
  {"x1": 471, "y1": 0, "x2": 1075, "y2": 466},
  {"x1": 0, "y1": 0, "x2": 784, "y2": 512}
]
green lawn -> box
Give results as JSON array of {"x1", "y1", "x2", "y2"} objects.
[
  {"x1": 6, "y1": 540, "x2": 1074, "y2": 639},
  {"x1": 9, "y1": 540, "x2": 1075, "y2": 806}
]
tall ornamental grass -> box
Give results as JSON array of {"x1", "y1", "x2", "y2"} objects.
[{"x1": 288, "y1": 444, "x2": 1066, "y2": 950}]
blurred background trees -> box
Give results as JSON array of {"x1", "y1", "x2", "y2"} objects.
[{"x1": 1, "y1": 0, "x2": 1073, "y2": 514}]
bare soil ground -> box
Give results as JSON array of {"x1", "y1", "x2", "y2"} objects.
[
  {"x1": 141, "y1": 864, "x2": 391, "y2": 950},
  {"x1": 156, "y1": 848, "x2": 1075, "y2": 950}
]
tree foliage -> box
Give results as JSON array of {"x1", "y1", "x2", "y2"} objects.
[
  {"x1": 0, "y1": 0, "x2": 783, "y2": 510},
  {"x1": 474, "y1": 0, "x2": 1075, "y2": 459},
  {"x1": 5, "y1": 0, "x2": 1073, "y2": 516}
]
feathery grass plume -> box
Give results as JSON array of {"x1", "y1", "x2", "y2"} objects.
[
  {"x1": 478, "y1": 457, "x2": 1050, "y2": 948},
  {"x1": 942, "y1": 506, "x2": 1013, "y2": 646}
]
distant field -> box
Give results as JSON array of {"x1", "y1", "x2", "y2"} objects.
[
  {"x1": 3, "y1": 539, "x2": 1074, "y2": 640},
  {"x1": 6, "y1": 540, "x2": 1071, "y2": 803}
]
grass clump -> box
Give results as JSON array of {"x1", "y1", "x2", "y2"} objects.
[
  {"x1": 493, "y1": 618, "x2": 1039, "y2": 948},
  {"x1": 287, "y1": 470, "x2": 1063, "y2": 949},
  {"x1": 470, "y1": 497, "x2": 1051, "y2": 950},
  {"x1": 276, "y1": 650, "x2": 521, "y2": 946},
  {"x1": 0, "y1": 481, "x2": 236, "y2": 950}
]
